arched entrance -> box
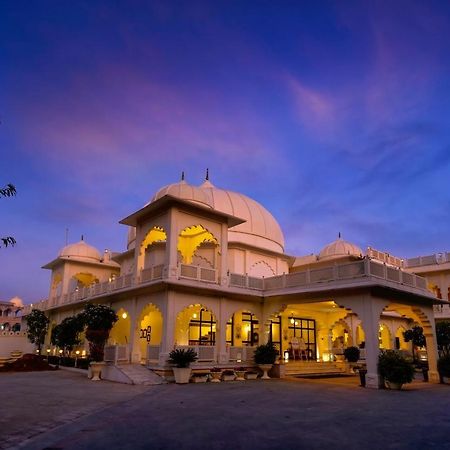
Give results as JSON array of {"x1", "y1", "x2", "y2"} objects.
[
  {"x1": 175, "y1": 304, "x2": 217, "y2": 346},
  {"x1": 109, "y1": 308, "x2": 131, "y2": 345},
  {"x1": 138, "y1": 304, "x2": 163, "y2": 362},
  {"x1": 379, "y1": 323, "x2": 392, "y2": 349}
]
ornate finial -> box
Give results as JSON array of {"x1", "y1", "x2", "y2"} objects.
[
  {"x1": 338, "y1": 232, "x2": 341, "y2": 239},
  {"x1": 206, "y1": 168, "x2": 209, "y2": 181},
  {"x1": 181, "y1": 171, "x2": 185, "y2": 181},
  {"x1": 81, "y1": 234, "x2": 84, "y2": 241}
]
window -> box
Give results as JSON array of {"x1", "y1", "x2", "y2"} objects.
[
  {"x1": 189, "y1": 309, "x2": 216, "y2": 346},
  {"x1": 288, "y1": 317, "x2": 316, "y2": 359},
  {"x1": 242, "y1": 312, "x2": 259, "y2": 346}
]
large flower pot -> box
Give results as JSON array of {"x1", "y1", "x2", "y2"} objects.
[
  {"x1": 235, "y1": 370, "x2": 246, "y2": 381},
  {"x1": 259, "y1": 364, "x2": 273, "y2": 380},
  {"x1": 89, "y1": 361, "x2": 105, "y2": 381},
  {"x1": 210, "y1": 372, "x2": 222, "y2": 383},
  {"x1": 385, "y1": 380, "x2": 403, "y2": 390},
  {"x1": 245, "y1": 372, "x2": 259, "y2": 380},
  {"x1": 173, "y1": 367, "x2": 192, "y2": 384}
]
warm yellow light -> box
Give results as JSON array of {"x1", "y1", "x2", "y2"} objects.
[
  {"x1": 177, "y1": 225, "x2": 218, "y2": 264},
  {"x1": 122, "y1": 312, "x2": 128, "y2": 319},
  {"x1": 75, "y1": 350, "x2": 80, "y2": 355},
  {"x1": 295, "y1": 321, "x2": 299, "y2": 326},
  {"x1": 193, "y1": 313, "x2": 197, "y2": 319},
  {"x1": 46, "y1": 349, "x2": 50, "y2": 353},
  {"x1": 284, "y1": 351, "x2": 289, "y2": 362},
  {"x1": 59, "y1": 350, "x2": 63, "y2": 354},
  {"x1": 36, "y1": 349, "x2": 40, "y2": 353},
  {"x1": 290, "y1": 318, "x2": 295, "y2": 324}
]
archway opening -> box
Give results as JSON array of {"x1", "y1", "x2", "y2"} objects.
[
  {"x1": 138, "y1": 304, "x2": 163, "y2": 361},
  {"x1": 379, "y1": 323, "x2": 392, "y2": 349},
  {"x1": 109, "y1": 308, "x2": 131, "y2": 345},
  {"x1": 226, "y1": 310, "x2": 260, "y2": 348},
  {"x1": 175, "y1": 304, "x2": 216, "y2": 346},
  {"x1": 177, "y1": 225, "x2": 218, "y2": 265},
  {"x1": 141, "y1": 226, "x2": 167, "y2": 269}
]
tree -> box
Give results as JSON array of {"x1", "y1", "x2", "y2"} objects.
[
  {"x1": 79, "y1": 303, "x2": 118, "y2": 361},
  {"x1": 1, "y1": 183, "x2": 16, "y2": 248},
  {"x1": 51, "y1": 315, "x2": 85, "y2": 354},
  {"x1": 25, "y1": 309, "x2": 50, "y2": 353},
  {"x1": 403, "y1": 325, "x2": 426, "y2": 363},
  {"x1": 436, "y1": 321, "x2": 450, "y2": 357}
]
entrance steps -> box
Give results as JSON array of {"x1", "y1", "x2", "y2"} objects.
[
  {"x1": 115, "y1": 363, "x2": 166, "y2": 385},
  {"x1": 285, "y1": 361, "x2": 348, "y2": 378}
]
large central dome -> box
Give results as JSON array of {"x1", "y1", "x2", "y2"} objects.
[{"x1": 149, "y1": 179, "x2": 285, "y2": 253}]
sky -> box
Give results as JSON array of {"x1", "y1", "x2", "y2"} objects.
[{"x1": 1, "y1": 0, "x2": 450, "y2": 304}]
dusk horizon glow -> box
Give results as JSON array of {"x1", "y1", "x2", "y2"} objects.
[{"x1": 1, "y1": 1, "x2": 450, "y2": 304}]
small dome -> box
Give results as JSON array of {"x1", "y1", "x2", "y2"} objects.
[
  {"x1": 9, "y1": 297, "x2": 23, "y2": 308},
  {"x1": 127, "y1": 227, "x2": 136, "y2": 250},
  {"x1": 150, "y1": 180, "x2": 213, "y2": 209},
  {"x1": 319, "y1": 236, "x2": 363, "y2": 261},
  {"x1": 59, "y1": 240, "x2": 102, "y2": 262}
]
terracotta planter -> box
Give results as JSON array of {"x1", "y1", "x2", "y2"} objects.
[
  {"x1": 192, "y1": 375, "x2": 208, "y2": 383},
  {"x1": 245, "y1": 372, "x2": 259, "y2": 380},
  {"x1": 210, "y1": 372, "x2": 222, "y2": 383},
  {"x1": 222, "y1": 373, "x2": 236, "y2": 381},
  {"x1": 258, "y1": 364, "x2": 273, "y2": 380},
  {"x1": 173, "y1": 367, "x2": 192, "y2": 384},
  {"x1": 89, "y1": 361, "x2": 105, "y2": 381},
  {"x1": 235, "y1": 370, "x2": 246, "y2": 381}
]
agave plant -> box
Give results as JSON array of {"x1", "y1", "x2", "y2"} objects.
[{"x1": 168, "y1": 348, "x2": 198, "y2": 368}]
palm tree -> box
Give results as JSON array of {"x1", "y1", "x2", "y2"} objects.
[{"x1": 1, "y1": 183, "x2": 16, "y2": 247}]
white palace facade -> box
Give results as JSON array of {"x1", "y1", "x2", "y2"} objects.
[{"x1": 24, "y1": 176, "x2": 446, "y2": 388}]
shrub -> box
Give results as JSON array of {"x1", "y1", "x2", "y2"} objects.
[
  {"x1": 378, "y1": 350, "x2": 415, "y2": 385},
  {"x1": 437, "y1": 355, "x2": 450, "y2": 377},
  {"x1": 168, "y1": 348, "x2": 198, "y2": 368},
  {"x1": 254, "y1": 341, "x2": 278, "y2": 365},
  {"x1": 343, "y1": 346, "x2": 360, "y2": 363}
]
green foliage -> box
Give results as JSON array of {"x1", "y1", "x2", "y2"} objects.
[
  {"x1": 343, "y1": 346, "x2": 360, "y2": 363},
  {"x1": 79, "y1": 303, "x2": 118, "y2": 331},
  {"x1": 1, "y1": 183, "x2": 16, "y2": 248},
  {"x1": 378, "y1": 350, "x2": 415, "y2": 385},
  {"x1": 254, "y1": 341, "x2": 278, "y2": 365},
  {"x1": 50, "y1": 316, "x2": 85, "y2": 353},
  {"x1": 168, "y1": 348, "x2": 198, "y2": 368},
  {"x1": 403, "y1": 326, "x2": 426, "y2": 348},
  {"x1": 436, "y1": 321, "x2": 450, "y2": 357},
  {"x1": 437, "y1": 355, "x2": 450, "y2": 377},
  {"x1": 25, "y1": 309, "x2": 50, "y2": 351}
]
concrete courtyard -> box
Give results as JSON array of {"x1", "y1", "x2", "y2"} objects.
[{"x1": 1, "y1": 370, "x2": 450, "y2": 450}]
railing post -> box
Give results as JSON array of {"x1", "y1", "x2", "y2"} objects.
[
  {"x1": 364, "y1": 257, "x2": 370, "y2": 276},
  {"x1": 383, "y1": 263, "x2": 387, "y2": 280},
  {"x1": 399, "y1": 269, "x2": 403, "y2": 284},
  {"x1": 306, "y1": 268, "x2": 311, "y2": 284}
]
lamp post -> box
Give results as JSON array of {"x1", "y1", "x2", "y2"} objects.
[{"x1": 75, "y1": 350, "x2": 80, "y2": 368}]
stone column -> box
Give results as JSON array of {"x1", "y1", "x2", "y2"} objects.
[
  {"x1": 159, "y1": 292, "x2": 175, "y2": 366},
  {"x1": 129, "y1": 297, "x2": 141, "y2": 364},
  {"x1": 337, "y1": 294, "x2": 387, "y2": 389},
  {"x1": 421, "y1": 306, "x2": 440, "y2": 383},
  {"x1": 217, "y1": 298, "x2": 229, "y2": 363}
]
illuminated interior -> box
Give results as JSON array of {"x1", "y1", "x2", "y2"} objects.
[
  {"x1": 73, "y1": 272, "x2": 99, "y2": 287},
  {"x1": 175, "y1": 304, "x2": 216, "y2": 346},
  {"x1": 379, "y1": 324, "x2": 392, "y2": 349},
  {"x1": 141, "y1": 226, "x2": 167, "y2": 251},
  {"x1": 395, "y1": 326, "x2": 410, "y2": 350},
  {"x1": 109, "y1": 308, "x2": 130, "y2": 345},
  {"x1": 177, "y1": 225, "x2": 218, "y2": 264},
  {"x1": 139, "y1": 304, "x2": 163, "y2": 360}
]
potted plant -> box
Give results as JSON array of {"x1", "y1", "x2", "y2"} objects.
[
  {"x1": 245, "y1": 369, "x2": 259, "y2": 380},
  {"x1": 254, "y1": 341, "x2": 278, "y2": 379},
  {"x1": 168, "y1": 348, "x2": 198, "y2": 384},
  {"x1": 437, "y1": 355, "x2": 450, "y2": 383},
  {"x1": 192, "y1": 371, "x2": 209, "y2": 383},
  {"x1": 344, "y1": 346, "x2": 360, "y2": 363},
  {"x1": 235, "y1": 366, "x2": 246, "y2": 381},
  {"x1": 378, "y1": 350, "x2": 415, "y2": 390},
  {"x1": 210, "y1": 367, "x2": 222, "y2": 383},
  {"x1": 221, "y1": 369, "x2": 236, "y2": 381},
  {"x1": 79, "y1": 303, "x2": 118, "y2": 381}
]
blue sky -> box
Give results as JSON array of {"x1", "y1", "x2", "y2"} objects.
[{"x1": 1, "y1": 0, "x2": 450, "y2": 303}]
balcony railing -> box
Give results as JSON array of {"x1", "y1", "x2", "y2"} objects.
[
  {"x1": 229, "y1": 259, "x2": 430, "y2": 293},
  {"x1": 25, "y1": 258, "x2": 433, "y2": 313}
]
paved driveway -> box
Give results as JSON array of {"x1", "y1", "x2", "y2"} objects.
[{"x1": 2, "y1": 370, "x2": 450, "y2": 450}]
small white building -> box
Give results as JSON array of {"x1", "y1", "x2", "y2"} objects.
[{"x1": 25, "y1": 176, "x2": 443, "y2": 388}]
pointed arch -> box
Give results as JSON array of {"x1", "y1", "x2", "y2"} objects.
[{"x1": 177, "y1": 225, "x2": 218, "y2": 265}]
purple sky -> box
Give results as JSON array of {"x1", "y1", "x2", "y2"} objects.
[{"x1": 1, "y1": 1, "x2": 450, "y2": 304}]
